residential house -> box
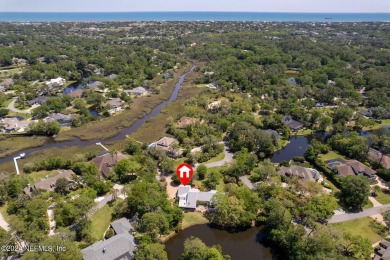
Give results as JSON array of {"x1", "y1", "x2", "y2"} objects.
[
  {"x1": 328, "y1": 159, "x2": 376, "y2": 179},
  {"x1": 105, "y1": 74, "x2": 118, "y2": 80},
  {"x1": 24, "y1": 170, "x2": 76, "y2": 197},
  {"x1": 327, "y1": 80, "x2": 336, "y2": 85},
  {"x1": 207, "y1": 100, "x2": 221, "y2": 110},
  {"x1": 281, "y1": 116, "x2": 304, "y2": 131},
  {"x1": 0, "y1": 86, "x2": 4, "y2": 92},
  {"x1": 163, "y1": 72, "x2": 172, "y2": 78},
  {"x1": 104, "y1": 98, "x2": 123, "y2": 114},
  {"x1": 287, "y1": 77, "x2": 297, "y2": 84},
  {"x1": 177, "y1": 116, "x2": 196, "y2": 129},
  {"x1": 0, "y1": 78, "x2": 14, "y2": 89},
  {"x1": 46, "y1": 77, "x2": 66, "y2": 88},
  {"x1": 68, "y1": 89, "x2": 84, "y2": 98},
  {"x1": 26, "y1": 96, "x2": 49, "y2": 106},
  {"x1": 124, "y1": 87, "x2": 149, "y2": 96},
  {"x1": 45, "y1": 113, "x2": 72, "y2": 126},
  {"x1": 81, "y1": 218, "x2": 136, "y2": 260},
  {"x1": 374, "y1": 239, "x2": 390, "y2": 260},
  {"x1": 0, "y1": 118, "x2": 31, "y2": 133},
  {"x1": 153, "y1": 136, "x2": 183, "y2": 158},
  {"x1": 368, "y1": 148, "x2": 390, "y2": 169},
  {"x1": 177, "y1": 185, "x2": 217, "y2": 210},
  {"x1": 91, "y1": 152, "x2": 127, "y2": 178},
  {"x1": 264, "y1": 129, "x2": 280, "y2": 142},
  {"x1": 87, "y1": 81, "x2": 105, "y2": 93},
  {"x1": 277, "y1": 165, "x2": 323, "y2": 182},
  {"x1": 206, "y1": 83, "x2": 218, "y2": 89}
]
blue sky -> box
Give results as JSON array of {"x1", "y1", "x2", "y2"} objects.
[{"x1": 0, "y1": 0, "x2": 389, "y2": 12}]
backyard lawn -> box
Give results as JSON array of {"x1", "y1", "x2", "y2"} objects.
[
  {"x1": 374, "y1": 190, "x2": 390, "y2": 205},
  {"x1": 89, "y1": 204, "x2": 114, "y2": 242},
  {"x1": 319, "y1": 151, "x2": 346, "y2": 162},
  {"x1": 332, "y1": 217, "x2": 383, "y2": 244},
  {"x1": 182, "y1": 212, "x2": 209, "y2": 229}
]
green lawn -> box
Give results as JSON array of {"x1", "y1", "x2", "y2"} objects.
[
  {"x1": 89, "y1": 204, "x2": 114, "y2": 242},
  {"x1": 182, "y1": 212, "x2": 209, "y2": 229},
  {"x1": 0, "y1": 204, "x2": 11, "y2": 223},
  {"x1": 332, "y1": 217, "x2": 383, "y2": 244},
  {"x1": 364, "y1": 199, "x2": 374, "y2": 209},
  {"x1": 202, "y1": 152, "x2": 225, "y2": 164},
  {"x1": 364, "y1": 119, "x2": 390, "y2": 130},
  {"x1": 318, "y1": 151, "x2": 346, "y2": 162},
  {"x1": 26, "y1": 170, "x2": 57, "y2": 184},
  {"x1": 374, "y1": 190, "x2": 390, "y2": 205},
  {"x1": 296, "y1": 128, "x2": 313, "y2": 136}
]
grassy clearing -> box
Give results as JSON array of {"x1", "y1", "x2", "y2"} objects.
[
  {"x1": 374, "y1": 190, "x2": 390, "y2": 205},
  {"x1": 130, "y1": 71, "x2": 202, "y2": 144},
  {"x1": 364, "y1": 119, "x2": 390, "y2": 130},
  {"x1": 0, "y1": 144, "x2": 102, "y2": 173},
  {"x1": 364, "y1": 199, "x2": 374, "y2": 209},
  {"x1": 55, "y1": 67, "x2": 190, "y2": 141},
  {"x1": 89, "y1": 204, "x2": 114, "y2": 242},
  {"x1": 332, "y1": 217, "x2": 384, "y2": 244},
  {"x1": 0, "y1": 135, "x2": 47, "y2": 158},
  {"x1": 182, "y1": 212, "x2": 209, "y2": 229},
  {"x1": 295, "y1": 128, "x2": 313, "y2": 136},
  {"x1": 318, "y1": 151, "x2": 346, "y2": 162},
  {"x1": 0, "y1": 204, "x2": 11, "y2": 223},
  {"x1": 202, "y1": 152, "x2": 225, "y2": 164},
  {"x1": 285, "y1": 70, "x2": 300, "y2": 77},
  {"x1": 26, "y1": 170, "x2": 57, "y2": 184}
]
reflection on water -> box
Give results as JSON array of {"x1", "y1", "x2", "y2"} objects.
[{"x1": 164, "y1": 224, "x2": 272, "y2": 260}]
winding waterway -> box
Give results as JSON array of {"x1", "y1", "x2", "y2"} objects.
[
  {"x1": 164, "y1": 224, "x2": 272, "y2": 260},
  {"x1": 0, "y1": 66, "x2": 194, "y2": 164}
]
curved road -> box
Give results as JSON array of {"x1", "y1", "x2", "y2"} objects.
[
  {"x1": 7, "y1": 99, "x2": 34, "y2": 114},
  {"x1": 204, "y1": 143, "x2": 234, "y2": 168},
  {"x1": 329, "y1": 203, "x2": 390, "y2": 223}
]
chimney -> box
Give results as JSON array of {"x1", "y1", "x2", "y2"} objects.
[{"x1": 103, "y1": 248, "x2": 106, "y2": 254}]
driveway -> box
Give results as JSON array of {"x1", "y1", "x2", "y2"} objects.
[
  {"x1": 239, "y1": 176, "x2": 254, "y2": 190},
  {"x1": 7, "y1": 98, "x2": 36, "y2": 114},
  {"x1": 329, "y1": 203, "x2": 390, "y2": 223},
  {"x1": 204, "y1": 144, "x2": 234, "y2": 168},
  {"x1": 0, "y1": 213, "x2": 10, "y2": 231}
]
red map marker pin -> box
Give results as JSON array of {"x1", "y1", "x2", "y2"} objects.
[{"x1": 176, "y1": 163, "x2": 194, "y2": 186}]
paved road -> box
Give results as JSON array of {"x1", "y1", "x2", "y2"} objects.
[
  {"x1": 7, "y1": 98, "x2": 35, "y2": 114},
  {"x1": 47, "y1": 203, "x2": 56, "y2": 236},
  {"x1": 204, "y1": 144, "x2": 234, "y2": 168},
  {"x1": 329, "y1": 203, "x2": 390, "y2": 223},
  {"x1": 239, "y1": 176, "x2": 254, "y2": 190}
]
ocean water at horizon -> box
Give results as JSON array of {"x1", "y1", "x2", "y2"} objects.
[{"x1": 0, "y1": 12, "x2": 389, "y2": 22}]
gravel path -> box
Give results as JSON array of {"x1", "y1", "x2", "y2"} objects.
[{"x1": 329, "y1": 203, "x2": 390, "y2": 223}]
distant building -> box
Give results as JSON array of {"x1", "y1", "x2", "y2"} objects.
[
  {"x1": 373, "y1": 239, "x2": 390, "y2": 260},
  {"x1": 105, "y1": 74, "x2": 118, "y2": 80},
  {"x1": 81, "y1": 218, "x2": 136, "y2": 260},
  {"x1": 207, "y1": 100, "x2": 221, "y2": 110},
  {"x1": 0, "y1": 117, "x2": 31, "y2": 133},
  {"x1": 87, "y1": 81, "x2": 105, "y2": 92},
  {"x1": 91, "y1": 152, "x2": 127, "y2": 178},
  {"x1": 45, "y1": 77, "x2": 66, "y2": 88},
  {"x1": 206, "y1": 83, "x2": 218, "y2": 90},
  {"x1": 281, "y1": 116, "x2": 304, "y2": 131},
  {"x1": 277, "y1": 165, "x2": 323, "y2": 182},
  {"x1": 153, "y1": 136, "x2": 183, "y2": 158},
  {"x1": 177, "y1": 116, "x2": 196, "y2": 129},
  {"x1": 368, "y1": 148, "x2": 390, "y2": 169},
  {"x1": 26, "y1": 96, "x2": 49, "y2": 106},
  {"x1": 45, "y1": 113, "x2": 72, "y2": 126},
  {"x1": 68, "y1": 89, "x2": 84, "y2": 98},
  {"x1": 264, "y1": 129, "x2": 280, "y2": 142},
  {"x1": 162, "y1": 72, "x2": 172, "y2": 79},
  {"x1": 24, "y1": 170, "x2": 76, "y2": 197},
  {"x1": 124, "y1": 87, "x2": 149, "y2": 96},
  {"x1": 287, "y1": 77, "x2": 297, "y2": 85},
  {"x1": 104, "y1": 98, "x2": 123, "y2": 114},
  {"x1": 0, "y1": 78, "x2": 14, "y2": 88},
  {"x1": 177, "y1": 185, "x2": 217, "y2": 210},
  {"x1": 327, "y1": 159, "x2": 376, "y2": 179}
]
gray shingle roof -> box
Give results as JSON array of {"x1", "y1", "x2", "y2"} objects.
[{"x1": 111, "y1": 218, "x2": 133, "y2": 235}]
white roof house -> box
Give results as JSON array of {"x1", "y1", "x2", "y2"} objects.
[
  {"x1": 177, "y1": 185, "x2": 217, "y2": 209},
  {"x1": 46, "y1": 77, "x2": 66, "y2": 87}
]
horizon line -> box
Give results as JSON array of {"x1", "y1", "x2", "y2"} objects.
[{"x1": 0, "y1": 11, "x2": 389, "y2": 14}]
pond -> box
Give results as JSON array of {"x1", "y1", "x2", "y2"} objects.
[
  {"x1": 270, "y1": 135, "x2": 310, "y2": 163},
  {"x1": 164, "y1": 224, "x2": 272, "y2": 260},
  {"x1": 62, "y1": 82, "x2": 84, "y2": 95}
]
